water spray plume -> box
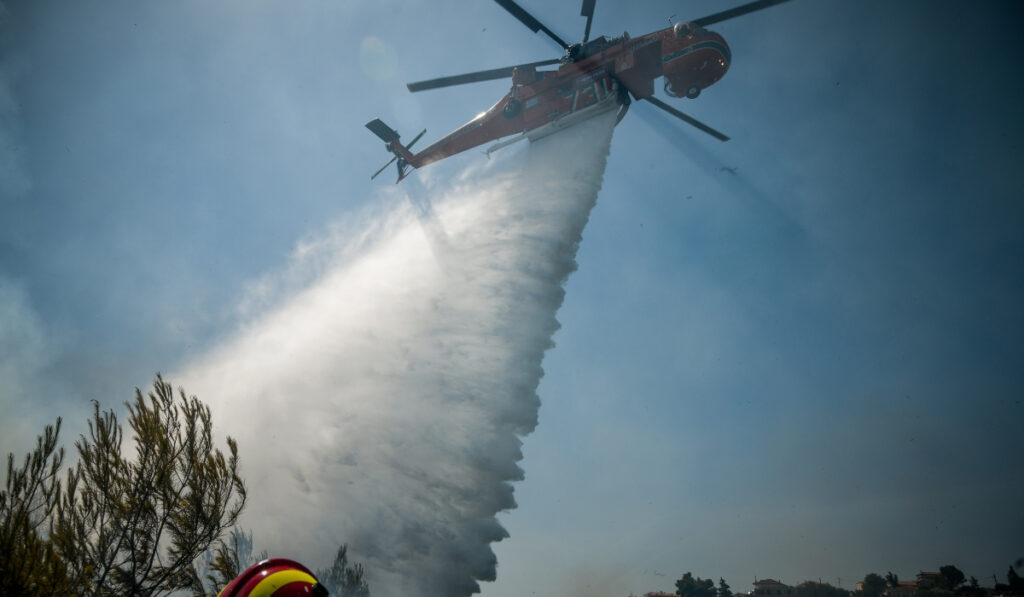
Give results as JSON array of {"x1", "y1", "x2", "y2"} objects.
[{"x1": 180, "y1": 109, "x2": 618, "y2": 596}]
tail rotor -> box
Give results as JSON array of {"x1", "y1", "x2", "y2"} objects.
[{"x1": 366, "y1": 119, "x2": 426, "y2": 183}]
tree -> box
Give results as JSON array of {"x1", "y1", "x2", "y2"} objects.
[
  {"x1": 719, "y1": 578, "x2": 733, "y2": 597},
  {"x1": 795, "y1": 581, "x2": 852, "y2": 597},
  {"x1": 1006, "y1": 565, "x2": 1023, "y2": 591},
  {"x1": 0, "y1": 419, "x2": 74, "y2": 596},
  {"x1": 316, "y1": 544, "x2": 371, "y2": 597},
  {"x1": 938, "y1": 566, "x2": 965, "y2": 591},
  {"x1": 885, "y1": 572, "x2": 898, "y2": 588},
  {"x1": 860, "y1": 573, "x2": 887, "y2": 597},
  {"x1": 190, "y1": 527, "x2": 269, "y2": 595},
  {"x1": 676, "y1": 572, "x2": 716, "y2": 597},
  {"x1": 1, "y1": 375, "x2": 246, "y2": 596},
  {"x1": 954, "y1": 576, "x2": 986, "y2": 597}
]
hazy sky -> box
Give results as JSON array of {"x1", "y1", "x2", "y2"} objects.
[{"x1": 2, "y1": 1, "x2": 1023, "y2": 596}]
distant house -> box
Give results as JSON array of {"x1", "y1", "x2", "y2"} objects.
[
  {"x1": 916, "y1": 572, "x2": 943, "y2": 590},
  {"x1": 886, "y1": 581, "x2": 920, "y2": 597},
  {"x1": 853, "y1": 571, "x2": 947, "y2": 596},
  {"x1": 754, "y1": 579, "x2": 795, "y2": 597}
]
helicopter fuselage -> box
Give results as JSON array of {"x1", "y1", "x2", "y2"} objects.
[{"x1": 389, "y1": 24, "x2": 730, "y2": 173}]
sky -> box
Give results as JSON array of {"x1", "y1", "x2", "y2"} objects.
[{"x1": 2, "y1": 0, "x2": 1023, "y2": 595}]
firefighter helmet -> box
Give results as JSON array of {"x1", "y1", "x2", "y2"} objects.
[{"x1": 217, "y1": 558, "x2": 328, "y2": 597}]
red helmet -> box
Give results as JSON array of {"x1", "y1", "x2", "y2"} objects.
[{"x1": 217, "y1": 558, "x2": 328, "y2": 597}]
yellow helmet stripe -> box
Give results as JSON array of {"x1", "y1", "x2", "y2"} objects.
[{"x1": 248, "y1": 569, "x2": 318, "y2": 597}]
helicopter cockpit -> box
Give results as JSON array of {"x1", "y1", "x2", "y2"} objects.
[{"x1": 673, "y1": 21, "x2": 710, "y2": 39}]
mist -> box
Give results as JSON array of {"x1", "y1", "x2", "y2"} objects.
[{"x1": 179, "y1": 110, "x2": 618, "y2": 596}]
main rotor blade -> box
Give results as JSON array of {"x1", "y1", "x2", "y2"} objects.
[
  {"x1": 580, "y1": 0, "x2": 596, "y2": 43},
  {"x1": 407, "y1": 58, "x2": 561, "y2": 92},
  {"x1": 692, "y1": 0, "x2": 793, "y2": 28},
  {"x1": 493, "y1": 0, "x2": 570, "y2": 49},
  {"x1": 643, "y1": 96, "x2": 729, "y2": 142}
]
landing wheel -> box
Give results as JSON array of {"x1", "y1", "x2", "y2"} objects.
[
  {"x1": 686, "y1": 85, "x2": 701, "y2": 99},
  {"x1": 503, "y1": 98, "x2": 521, "y2": 118},
  {"x1": 615, "y1": 82, "x2": 632, "y2": 125}
]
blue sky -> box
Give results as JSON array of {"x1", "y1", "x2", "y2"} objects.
[{"x1": 2, "y1": 1, "x2": 1023, "y2": 596}]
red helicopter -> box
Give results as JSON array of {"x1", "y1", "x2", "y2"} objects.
[{"x1": 367, "y1": 0, "x2": 792, "y2": 183}]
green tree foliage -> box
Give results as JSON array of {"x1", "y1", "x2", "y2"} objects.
[
  {"x1": 316, "y1": 543, "x2": 371, "y2": 597},
  {"x1": 676, "y1": 572, "x2": 716, "y2": 597},
  {"x1": 1009, "y1": 565, "x2": 1024, "y2": 591},
  {"x1": 0, "y1": 375, "x2": 246, "y2": 597},
  {"x1": 938, "y1": 566, "x2": 965, "y2": 591},
  {"x1": 885, "y1": 572, "x2": 899, "y2": 588},
  {"x1": 860, "y1": 573, "x2": 887, "y2": 597},
  {"x1": 189, "y1": 527, "x2": 268, "y2": 596},
  {"x1": 0, "y1": 419, "x2": 74, "y2": 596},
  {"x1": 719, "y1": 578, "x2": 733, "y2": 597},
  {"x1": 954, "y1": 576, "x2": 986, "y2": 597}
]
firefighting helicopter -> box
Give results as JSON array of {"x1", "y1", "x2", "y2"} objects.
[{"x1": 366, "y1": 0, "x2": 792, "y2": 183}]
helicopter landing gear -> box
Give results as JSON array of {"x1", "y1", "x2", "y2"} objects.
[{"x1": 664, "y1": 79, "x2": 702, "y2": 99}]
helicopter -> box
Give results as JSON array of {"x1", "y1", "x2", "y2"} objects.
[{"x1": 366, "y1": 0, "x2": 793, "y2": 183}]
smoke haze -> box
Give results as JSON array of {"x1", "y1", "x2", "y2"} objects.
[{"x1": 180, "y1": 110, "x2": 617, "y2": 596}]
